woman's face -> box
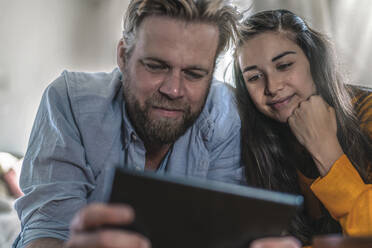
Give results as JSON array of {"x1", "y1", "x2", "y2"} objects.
[{"x1": 238, "y1": 32, "x2": 316, "y2": 123}]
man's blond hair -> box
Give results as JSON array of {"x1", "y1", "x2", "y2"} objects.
[{"x1": 123, "y1": 0, "x2": 239, "y2": 58}]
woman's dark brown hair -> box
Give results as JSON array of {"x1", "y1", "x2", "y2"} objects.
[{"x1": 233, "y1": 9, "x2": 372, "y2": 245}]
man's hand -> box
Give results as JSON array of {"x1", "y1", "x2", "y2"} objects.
[
  {"x1": 26, "y1": 238, "x2": 65, "y2": 248},
  {"x1": 65, "y1": 203, "x2": 151, "y2": 248},
  {"x1": 288, "y1": 95, "x2": 344, "y2": 176},
  {"x1": 250, "y1": 237, "x2": 301, "y2": 248}
]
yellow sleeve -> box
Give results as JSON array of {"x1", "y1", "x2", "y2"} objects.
[{"x1": 310, "y1": 154, "x2": 372, "y2": 236}]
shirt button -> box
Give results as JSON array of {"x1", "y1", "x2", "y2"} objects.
[
  {"x1": 131, "y1": 133, "x2": 137, "y2": 141},
  {"x1": 201, "y1": 160, "x2": 208, "y2": 169}
]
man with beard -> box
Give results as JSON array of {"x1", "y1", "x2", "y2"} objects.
[{"x1": 14, "y1": 1, "x2": 243, "y2": 247}]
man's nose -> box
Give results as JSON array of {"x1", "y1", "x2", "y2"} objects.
[{"x1": 159, "y1": 70, "x2": 185, "y2": 99}]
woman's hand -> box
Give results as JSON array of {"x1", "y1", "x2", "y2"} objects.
[
  {"x1": 288, "y1": 95, "x2": 344, "y2": 176},
  {"x1": 250, "y1": 236, "x2": 301, "y2": 248}
]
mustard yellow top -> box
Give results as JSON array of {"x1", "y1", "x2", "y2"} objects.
[{"x1": 301, "y1": 88, "x2": 372, "y2": 248}]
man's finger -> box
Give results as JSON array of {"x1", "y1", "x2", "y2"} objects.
[
  {"x1": 70, "y1": 203, "x2": 135, "y2": 232},
  {"x1": 250, "y1": 236, "x2": 301, "y2": 248},
  {"x1": 66, "y1": 229, "x2": 150, "y2": 248}
]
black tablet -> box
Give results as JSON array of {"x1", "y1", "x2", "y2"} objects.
[{"x1": 108, "y1": 168, "x2": 303, "y2": 248}]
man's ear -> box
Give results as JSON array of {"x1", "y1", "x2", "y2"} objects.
[{"x1": 117, "y1": 38, "x2": 126, "y2": 69}]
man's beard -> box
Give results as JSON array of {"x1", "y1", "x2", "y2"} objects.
[{"x1": 122, "y1": 73, "x2": 210, "y2": 146}]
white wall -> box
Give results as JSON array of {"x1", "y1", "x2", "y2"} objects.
[{"x1": 0, "y1": 0, "x2": 129, "y2": 155}]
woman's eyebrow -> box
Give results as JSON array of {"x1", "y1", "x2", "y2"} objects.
[
  {"x1": 242, "y1": 51, "x2": 297, "y2": 73},
  {"x1": 272, "y1": 51, "x2": 296, "y2": 62},
  {"x1": 242, "y1": 65, "x2": 257, "y2": 73}
]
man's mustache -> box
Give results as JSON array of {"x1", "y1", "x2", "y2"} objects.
[{"x1": 146, "y1": 94, "x2": 189, "y2": 112}]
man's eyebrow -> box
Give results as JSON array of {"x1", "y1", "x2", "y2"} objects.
[
  {"x1": 242, "y1": 65, "x2": 258, "y2": 73},
  {"x1": 141, "y1": 57, "x2": 168, "y2": 65},
  {"x1": 272, "y1": 51, "x2": 296, "y2": 62},
  {"x1": 143, "y1": 57, "x2": 210, "y2": 74}
]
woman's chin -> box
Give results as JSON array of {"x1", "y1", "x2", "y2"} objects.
[
  {"x1": 270, "y1": 112, "x2": 291, "y2": 123},
  {"x1": 265, "y1": 105, "x2": 295, "y2": 123},
  {"x1": 278, "y1": 117, "x2": 289, "y2": 123}
]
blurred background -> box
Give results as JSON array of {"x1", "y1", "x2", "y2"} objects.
[{"x1": 1, "y1": 0, "x2": 372, "y2": 156}]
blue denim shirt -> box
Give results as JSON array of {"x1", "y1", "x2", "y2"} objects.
[{"x1": 13, "y1": 68, "x2": 244, "y2": 247}]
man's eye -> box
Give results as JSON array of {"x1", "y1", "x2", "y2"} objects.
[
  {"x1": 184, "y1": 70, "x2": 205, "y2": 81},
  {"x1": 277, "y1": 62, "x2": 293, "y2": 71},
  {"x1": 247, "y1": 73, "x2": 263, "y2": 82},
  {"x1": 143, "y1": 63, "x2": 167, "y2": 72}
]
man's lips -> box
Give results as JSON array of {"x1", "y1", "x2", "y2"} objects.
[
  {"x1": 152, "y1": 106, "x2": 184, "y2": 117},
  {"x1": 267, "y1": 95, "x2": 294, "y2": 110}
]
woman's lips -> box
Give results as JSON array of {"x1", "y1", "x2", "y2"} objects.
[{"x1": 268, "y1": 95, "x2": 294, "y2": 111}]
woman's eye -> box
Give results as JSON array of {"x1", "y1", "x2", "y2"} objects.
[
  {"x1": 247, "y1": 73, "x2": 263, "y2": 82},
  {"x1": 277, "y1": 62, "x2": 293, "y2": 71}
]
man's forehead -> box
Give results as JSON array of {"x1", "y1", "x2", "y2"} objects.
[
  {"x1": 138, "y1": 15, "x2": 218, "y2": 31},
  {"x1": 133, "y1": 16, "x2": 219, "y2": 66},
  {"x1": 138, "y1": 15, "x2": 219, "y2": 39}
]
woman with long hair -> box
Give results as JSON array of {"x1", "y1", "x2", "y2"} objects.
[{"x1": 233, "y1": 9, "x2": 372, "y2": 248}]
